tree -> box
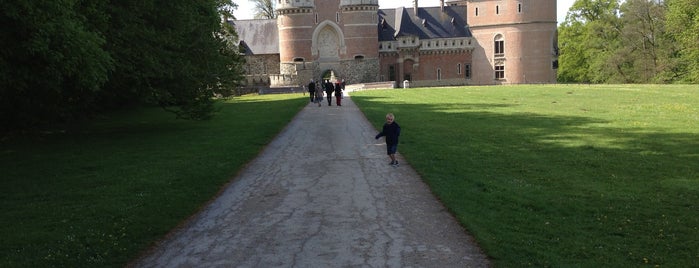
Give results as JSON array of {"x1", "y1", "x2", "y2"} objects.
[
  {"x1": 252, "y1": 0, "x2": 276, "y2": 19},
  {"x1": 101, "y1": 0, "x2": 244, "y2": 120},
  {"x1": 666, "y1": 0, "x2": 699, "y2": 83},
  {"x1": 0, "y1": 0, "x2": 113, "y2": 131},
  {"x1": 558, "y1": 0, "x2": 622, "y2": 83},
  {"x1": 0, "y1": 0, "x2": 245, "y2": 132}
]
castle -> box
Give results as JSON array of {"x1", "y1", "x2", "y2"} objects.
[{"x1": 233, "y1": 0, "x2": 558, "y2": 88}]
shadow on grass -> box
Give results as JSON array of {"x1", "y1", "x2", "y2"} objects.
[
  {"x1": 354, "y1": 95, "x2": 699, "y2": 267},
  {"x1": 0, "y1": 95, "x2": 307, "y2": 267}
]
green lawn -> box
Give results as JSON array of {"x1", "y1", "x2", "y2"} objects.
[
  {"x1": 352, "y1": 84, "x2": 699, "y2": 267},
  {"x1": 0, "y1": 94, "x2": 307, "y2": 267}
]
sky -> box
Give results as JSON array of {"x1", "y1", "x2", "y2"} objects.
[{"x1": 233, "y1": 0, "x2": 576, "y2": 23}]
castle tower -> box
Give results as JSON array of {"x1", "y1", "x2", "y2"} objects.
[
  {"x1": 466, "y1": 0, "x2": 558, "y2": 84},
  {"x1": 337, "y1": 0, "x2": 380, "y2": 83},
  {"x1": 274, "y1": 0, "x2": 315, "y2": 86},
  {"x1": 275, "y1": 0, "x2": 380, "y2": 86}
]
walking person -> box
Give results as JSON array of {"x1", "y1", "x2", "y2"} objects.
[
  {"x1": 307, "y1": 79, "x2": 316, "y2": 103},
  {"x1": 334, "y1": 81, "x2": 343, "y2": 106},
  {"x1": 314, "y1": 88, "x2": 323, "y2": 107},
  {"x1": 324, "y1": 80, "x2": 334, "y2": 106},
  {"x1": 375, "y1": 113, "x2": 401, "y2": 166}
]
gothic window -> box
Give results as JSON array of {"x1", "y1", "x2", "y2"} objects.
[{"x1": 494, "y1": 34, "x2": 505, "y2": 58}]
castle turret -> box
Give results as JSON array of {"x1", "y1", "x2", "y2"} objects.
[{"x1": 467, "y1": 0, "x2": 558, "y2": 84}]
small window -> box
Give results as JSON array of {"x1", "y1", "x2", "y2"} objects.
[
  {"x1": 354, "y1": 55, "x2": 365, "y2": 60},
  {"x1": 457, "y1": 63, "x2": 462, "y2": 74},
  {"x1": 465, "y1": 64, "x2": 472, "y2": 79},
  {"x1": 518, "y1": 3, "x2": 522, "y2": 13},
  {"x1": 437, "y1": 69, "x2": 442, "y2": 80},
  {"x1": 336, "y1": 12, "x2": 339, "y2": 22},
  {"x1": 293, "y1": 57, "x2": 304, "y2": 62},
  {"x1": 495, "y1": 65, "x2": 505, "y2": 79},
  {"x1": 496, "y1": 6, "x2": 500, "y2": 15},
  {"x1": 475, "y1": 7, "x2": 479, "y2": 16}
]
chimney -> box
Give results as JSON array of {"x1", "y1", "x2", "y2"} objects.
[
  {"x1": 413, "y1": 0, "x2": 418, "y2": 15},
  {"x1": 440, "y1": 0, "x2": 445, "y2": 12}
]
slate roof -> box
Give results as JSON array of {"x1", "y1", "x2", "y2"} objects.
[
  {"x1": 231, "y1": 19, "x2": 279, "y2": 55},
  {"x1": 378, "y1": 6, "x2": 471, "y2": 41},
  {"x1": 233, "y1": 6, "x2": 471, "y2": 55}
]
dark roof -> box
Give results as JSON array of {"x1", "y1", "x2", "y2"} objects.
[
  {"x1": 231, "y1": 6, "x2": 470, "y2": 55},
  {"x1": 378, "y1": 6, "x2": 471, "y2": 41},
  {"x1": 231, "y1": 19, "x2": 279, "y2": 55}
]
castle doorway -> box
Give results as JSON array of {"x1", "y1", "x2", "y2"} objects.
[
  {"x1": 321, "y1": 70, "x2": 340, "y2": 82},
  {"x1": 403, "y1": 59, "x2": 415, "y2": 81}
]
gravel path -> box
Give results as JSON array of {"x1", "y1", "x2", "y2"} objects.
[{"x1": 132, "y1": 95, "x2": 490, "y2": 267}]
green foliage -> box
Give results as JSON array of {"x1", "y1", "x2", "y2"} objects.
[
  {"x1": 0, "y1": 94, "x2": 306, "y2": 267},
  {"x1": 0, "y1": 0, "x2": 113, "y2": 130},
  {"x1": 666, "y1": 0, "x2": 699, "y2": 83},
  {"x1": 558, "y1": 0, "x2": 698, "y2": 83},
  {"x1": 354, "y1": 85, "x2": 699, "y2": 267},
  {"x1": 0, "y1": 0, "x2": 245, "y2": 132}
]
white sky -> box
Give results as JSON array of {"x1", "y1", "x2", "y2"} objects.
[{"x1": 233, "y1": 0, "x2": 576, "y2": 23}]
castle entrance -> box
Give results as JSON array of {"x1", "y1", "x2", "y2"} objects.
[{"x1": 321, "y1": 70, "x2": 340, "y2": 83}]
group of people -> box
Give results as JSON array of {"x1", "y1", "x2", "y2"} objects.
[
  {"x1": 307, "y1": 79, "x2": 401, "y2": 167},
  {"x1": 307, "y1": 79, "x2": 345, "y2": 107}
]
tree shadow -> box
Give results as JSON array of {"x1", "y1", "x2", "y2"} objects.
[{"x1": 353, "y1": 95, "x2": 699, "y2": 266}]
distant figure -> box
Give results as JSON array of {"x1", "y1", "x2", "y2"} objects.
[
  {"x1": 324, "y1": 80, "x2": 334, "y2": 106},
  {"x1": 375, "y1": 113, "x2": 401, "y2": 166},
  {"x1": 307, "y1": 79, "x2": 316, "y2": 103},
  {"x1": 314, "y1": 89, "x2": 323, "y2": 107},
  {"x1": 334, "y1": 81, "x2": 343, "y2": 106}
]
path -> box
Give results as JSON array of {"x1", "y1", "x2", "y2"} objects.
[{"x1": 132, "y1": 95, "x2": 490, "y2": 267}]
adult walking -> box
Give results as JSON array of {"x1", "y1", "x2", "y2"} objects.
[
  {"x1": 324, "y1": 80, "x2": 334, "y2": 106},
  {"x1": 307, "y1": 79, "x2": 316, "y2": 103},
  {"x1": 334, "y1": 81, "x2": 343, "y2": 106}
]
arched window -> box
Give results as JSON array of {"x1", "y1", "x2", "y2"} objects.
[{"x1": 494, "y1": 34, "x2": 505, "y2": 58}]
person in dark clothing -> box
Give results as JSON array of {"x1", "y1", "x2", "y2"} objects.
[
  {"x1": 334, "y1": 81, "x2": 342, "y2": 106},
  {"x1": 307, "y1": 79, "x2": 316, "y2": 102},
  {"x1": 375, "y1": 113, "x2": 401, "y2": 166},
  {"x1": 324, "y1": 80, "x2": 334, "y2": 106}
]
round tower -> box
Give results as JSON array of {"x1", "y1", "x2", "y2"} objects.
[
  {"x1": 337, "y1": 0, "x2": 380, "y2": 83},
  {"x1": 276, "y1": 0, "x2": 315, "y2": 63},
  {"x1": 467, "y1": 0, "x2": 558, "y2": 84}
]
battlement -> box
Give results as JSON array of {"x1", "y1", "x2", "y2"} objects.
[
  {"x1": 340, "y1": 0, "x2": 378, "y2": 6},
  {"x1": 276, "y1": 0, "x2": 314, "y2": 11}
]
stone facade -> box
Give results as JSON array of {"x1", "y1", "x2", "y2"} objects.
[{"x1": 234, "y1": 0, "x2": 557, "y2": 88}]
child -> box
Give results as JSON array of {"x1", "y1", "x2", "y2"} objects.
[{"x1": 375, "y1": 113, "x2": 401, "y2": 166}]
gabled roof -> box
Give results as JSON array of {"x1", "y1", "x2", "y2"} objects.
[
  {"x1": 231, "y1": 19, "x2": 279, "y2": 55},
  {"x1": 378, "y1": 6, "x2": 471, "y2": 41}
]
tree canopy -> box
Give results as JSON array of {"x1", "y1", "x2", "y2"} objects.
[
  {"x1": 0, "y1": 0, "x2": 244, "y2": 132},
  {"x1": 252, "y1": 0, "x2": 277, "y2": 19},
  {"x1": 558, "y1": 0, "x2": 699, "y2": 83}
]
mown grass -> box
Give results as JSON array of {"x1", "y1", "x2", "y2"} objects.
[
  {"x1": 352, "y1": 84, "x2": 699, "y2": 267},
  {"x1": 0, "y1": 94, "x2": 307, "y2": 267}
]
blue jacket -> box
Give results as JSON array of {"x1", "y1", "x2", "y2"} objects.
[{"x1": 376, "y1": 122, "x2": 400, "y2": 145}]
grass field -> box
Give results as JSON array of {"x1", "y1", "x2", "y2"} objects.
[
  {"x1": 0, "y1": 94, "x2": 307, "y2": 267},
  {"x1": 352, "y1": 84, "x2": 699, "y2": 267}
]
